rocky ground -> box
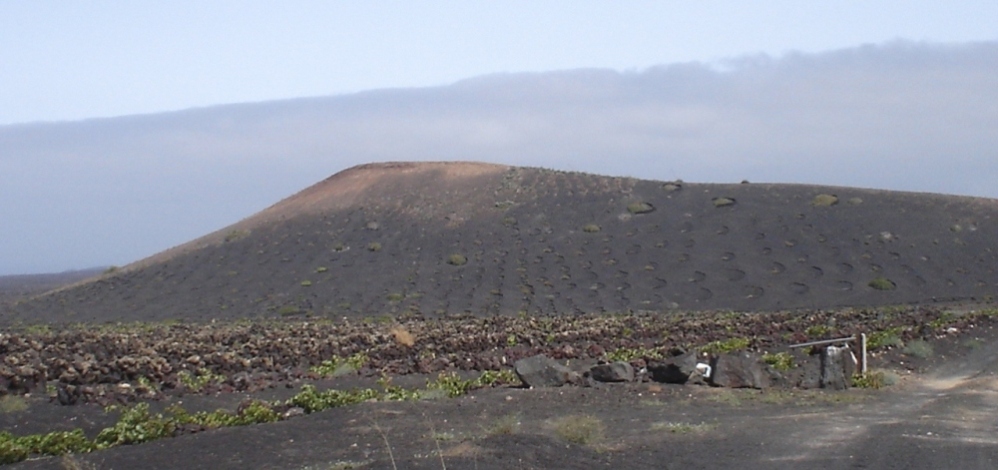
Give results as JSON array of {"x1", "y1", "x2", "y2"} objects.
[
  {"x1": 2, "y1": 301, "x2": 998, "y2": 468},
  {"x1": 1, "y1": 303, "x2": 989, "y2": 404}
]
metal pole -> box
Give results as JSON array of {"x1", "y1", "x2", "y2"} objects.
[
  {"x1": 858, "y1": 332, "x2": 867, "y2": 375},
  {"x1": 788, "y1": 336, "x2": 856, "y2": 349}
]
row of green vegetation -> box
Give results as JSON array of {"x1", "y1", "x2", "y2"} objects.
[
  {"x1": 0, "y1": 370, "x2": 517, "y2": 465},
  {"x1": 0, "y1": 401, "x2": 278, "y2": 465},
  {"x1": 601, "y1": 306, "x2": 987, "y2": 374},
  {"x1": 851, "y1": 370, "x2": 899, "y2": 389},
  {"x1": 604, "y1": 336, "x2": 757, "y2": 363},
  {"x1": 309, "y1": 352, "x2": 369, "y2": 377}
]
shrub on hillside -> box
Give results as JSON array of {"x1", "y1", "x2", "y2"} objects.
[
  {"x1": 712, "y1": 197, "x2": 736, "y2": 208},
  {"x1": 868, "y1": 277, "x2": 896, "y2": 291},
  {"x1": 812, "y1": 194, "x2": 839, "y2": 207},
  {"x1": 627, "y1": 202, "x2": 655, "y2": 214}
]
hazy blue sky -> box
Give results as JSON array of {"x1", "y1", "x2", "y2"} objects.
[
  {"x1": 2, "y1": 3, "x2": 997, "y2": 275},
  {"x1": 3, "y1": 2, "x2": 997, "y2": 124}
]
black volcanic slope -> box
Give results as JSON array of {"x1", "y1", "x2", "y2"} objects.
[
  {"x1": 5, "y1": 162, "x2": 998, "y2": 324},
  {"x1": 0, "y1": 269, "x2": 103, "y2": 306}
]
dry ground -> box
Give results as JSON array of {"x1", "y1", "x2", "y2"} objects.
[{"x1": 3, "y1": 311, "x2": 998, "y2": 469}]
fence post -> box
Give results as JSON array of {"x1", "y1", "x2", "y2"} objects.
[{"x1": 855, "y1": 332, "x2": 867, "y2": 376}]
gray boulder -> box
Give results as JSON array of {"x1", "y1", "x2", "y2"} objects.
[
  {"x1": 514, "y1": 354, "x2": 578, "y2": 388},
  {"x1": 647, "y1": 352, "x2": 701, "y2": 384},
  {"x1": 798, "y1": 345, "x2": 855, "y2": 390},
  {"x1": 819, "y1": 345, "x2": 853, "y2": 390},
  {"x1": 589, "y1": 362, "x2": 635, "y2": 383},
  {"x1": 708, "y1": 352, "x2": 767, "y2": 389},
  {"x1": 798, "y1": 356, "x2": 822, "y2": 389}
]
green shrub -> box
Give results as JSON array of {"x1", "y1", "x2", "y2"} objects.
[
  {"x1": 701, "y1": 337, "x2": 751, "y2": 354},
  {"x1": 426, "y1": 372, "x2": 477, "y2": 398},
  {"x1": 902, "y1": 340, "x2": 934, "y2": 358},
  {"x1": 310, "y1": 353, "x2": 369, "y2": 377},
  {"x1": 867, "y1": 327, "x2": 904, "y2": 349},
  {"x1": 177, "y1": 368, "x2": 224, "y2": 392},
  {"x1": 316, "y1": 266, "x2": 328, "y2": 273},
  {"x1": 300, "y1": 280, "x2": 313, "y2": 287},
  {"x1": 583, "y1": 224, "x2": 601, "y2": 233},
  {"x1": 553, "y1": 415, "x2": 605, "y2": 445},
  {"x1": 805, "y1": 325, "x2": 831, "y2": 338},
  {"x1": 762, "y1": 352, "x2": 794, "y2": 371},
  {"x1": 868, "y1": 277, "x2": 896, "y2": 291},
  {"x1": 224, "y1": 230, "x2": 249, "y2": 242},
  {"x1": 286, "y1": 385, "x2": 380, "y2": 414},
  {"x1": 0, "y1": 429, "x2": 93, "y2": 463},
  {"x1": 485, "y1": 414, "x2": 521, "y2": 436},
  {"x1": 166, "y1": 401, "x2": 279, "y2": 429},
  {"x1": 606, "y1": 347, "x2": 663, "y2": 362},
  {"x1": 627, "y1": 202, "x2": 655, "y2": 214},
  {"x1": 94, "y1": 403, "x2": 174, "y2": 448},
  {"x1": 712, "y1": 197, "x2": 736, "y2": 208},
  {"x1": 425, "y1": 370, "x2": 518, "y2": 398},
  {"x1": 928, "y1": 312, "x2": 957, "y2": 329},
  {"x1": 367, "y1": 242, "x2": 382, "y2": 252},
  {"x1": 447, "y1": 254, "x2": 468, "y2": 266},
  {"x1": 812, "y1": 194, "x2": 839, "y2": 207},
  {"x1": 277, "y1": 305, "x2": 302, "y2": 316},
  {"x1": 851, "y1": 370, "x2": 898, "y2": 389},
  {"x1": 476, "y1": 369, "x2": 519, "y2": 387}
]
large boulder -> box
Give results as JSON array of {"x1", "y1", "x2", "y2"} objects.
[
  {"x1": 798, "y1": 356, "x2": 822, "y2": 389},
  {"x1": 514, "y1": 355, "x2": 579, "y2": 388},
  {"x1": 798, "y1": 345, "x2": 855, "y2": 390},
  {"x1": 589, "y1": 362, "x2": 635, "y2": 383},
  {"x1": 708, "y1": 352, "x2": 767, "y2": 389},
  {"x1": 647, "y1": 351, "x2": 702, "y2": 384},
  {"x1": 819, "y1": 345, "x2": 854, "y2": 390}
]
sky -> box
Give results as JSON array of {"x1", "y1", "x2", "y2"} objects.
[{"x1": 2, "y1": 2, "x2": 998, "y2": 275}]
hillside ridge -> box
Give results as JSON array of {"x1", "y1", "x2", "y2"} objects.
[{"x1": 5, "y1": 162, "x2": 997, "y2": 324}]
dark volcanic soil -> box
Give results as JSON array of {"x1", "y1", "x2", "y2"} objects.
[
  {"x1": 0, "y1": 270, "x2": 102, "y2": 308},
  {"x1": 7, "y1": 319, "x2": 998, "y2": 470},
  {"x1": 2, "y1": 303, "x2": 998, "y2": 469},
  {"x1": 0, "y1": 303, "x2": 991, "y2": 404},
  {"x1": 5, "y1": 162, "x2": 998, "y2": 325}
]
